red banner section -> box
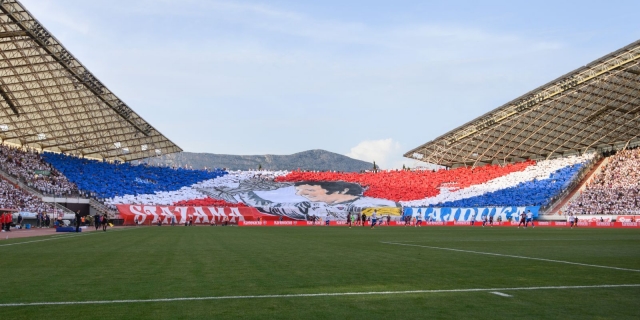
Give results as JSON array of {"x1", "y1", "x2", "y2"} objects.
[
  {"x1": 116, "y1": 205, "x2": 292, "y2": 225},
  {"x1": 239, "y1": 220, "x2": 640, "y2": 228},
  {"x1": 115, "y1": 204, "x2": 640, "y2": 229},
  {"x1": 616, "y1": 216, "x2": 640, "y2": 223}
]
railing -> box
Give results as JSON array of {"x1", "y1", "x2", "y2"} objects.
[{"x1": 90, "y1": 198, "x2": 118, "y2": 217}]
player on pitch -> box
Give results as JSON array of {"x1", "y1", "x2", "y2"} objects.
[{"x1": 370, "y1": 210, "x2": 378, "y2": 229}]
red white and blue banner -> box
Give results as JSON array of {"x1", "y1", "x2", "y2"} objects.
[{"x1": 112, "y1": 154, "x2": 593, "y2": 222}]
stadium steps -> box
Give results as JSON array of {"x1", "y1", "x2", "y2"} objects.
[
  {"x1": 544, "y1": 155, "x2": 609, "y2": 215},
  {"x1": 90, "y1": 198, "x2": 115, "y2": 217},
  {"x1": 0, "y1": 166, "x2": 76, "y2": 215}
]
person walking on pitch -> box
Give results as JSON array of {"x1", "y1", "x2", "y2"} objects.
[
  {"x1": 370, "y1": 210, "x2": 378, "y2": 229},
  {"x1": 94, "y1": 213, "x2": 101, "y2": 230},
  {"x1": 518, "y1": 211, "x2": 526, "y2": 228},
  {"x1": 526, "y1": 210, "x2": 534, "y2": 228}
]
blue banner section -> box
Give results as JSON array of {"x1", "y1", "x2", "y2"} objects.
[{"x1": 403, "y1": 206, "x2": 540, "y2": 222}]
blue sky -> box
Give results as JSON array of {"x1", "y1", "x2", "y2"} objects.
[{"x1": 22, "y1": 0, "x2": 640, "y2": 168}]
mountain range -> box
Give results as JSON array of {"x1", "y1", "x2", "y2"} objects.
[{"x1": 141, "y1": 149, "x2": 373, "y2": 172}]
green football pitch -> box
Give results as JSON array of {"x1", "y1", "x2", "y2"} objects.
[{"x1": 0, "y1": 226, "x2": 639, "y2": 319}]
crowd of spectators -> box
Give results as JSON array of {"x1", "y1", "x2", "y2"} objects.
[
  {"x1": 0, "y1": 178, "x2": 55, "y2": 213},
  {"x1": 173, "y1": 198, "x2": 248, "y2": 207},
  {"x1": 106, "y1": 170, "x2": 288, "y2": 206},
  {"x1": 403, "y1": 154, "x2": 593, "y2": 207},
  {"x1": 276, "y1": 162, "x2": 533, "y2": 202},
  {"x1": 0, "y1": 142, "x2": 606, "y2": 212},
  {"x1": 0, "y1": 144, "x2": 77, "y2": 196},
  {"x1": 566, "y1": 148, "x2": 640, "y2": 215},
  {"x1": 42, "y1": 152, "x2": 227, "y2": 200}
]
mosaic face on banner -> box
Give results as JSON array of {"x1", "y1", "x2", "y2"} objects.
[{"x1": 196, "y1": 180, "x2": 399, "y2": 220}]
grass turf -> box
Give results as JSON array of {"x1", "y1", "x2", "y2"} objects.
[{"x1": 0, "y1": 226, "x2": 639, "y2": 319}]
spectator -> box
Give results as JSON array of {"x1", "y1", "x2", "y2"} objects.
[
  {"x1": 0, "y1": 178, "x2": 55, "y2": 216},
  {"x1": 567, "y1": 148, "x2": 640, "y2": 215},
  {"x1": 0, "y1": 144, "x2": 77, "y2": 196}
]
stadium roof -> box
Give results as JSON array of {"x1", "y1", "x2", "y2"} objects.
[
  {"x1": 405, "y1": 39, "x2": 640, "y2": 168},
  {"x1": 0, "y1": 0, "x2": 182, "y2": 161}
]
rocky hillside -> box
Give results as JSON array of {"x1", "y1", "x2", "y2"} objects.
[{"x1": 141, "y1": 149, "x2": 372, "y2": 172}]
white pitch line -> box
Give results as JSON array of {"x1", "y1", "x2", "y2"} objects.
[
  {"x1": 391, "y1": 238, "x2": 639, "y2": 242},
  {"x1": 490, "y1": 291, "x2": 512, "y2": 297},
  {"x1": 0, "y1": 284, "x2": 637, "y2": 307},
  {"x1": 0, "y1": 234, "x2": 85, "y2": 247},
  {"x1": 381, "y1": 241, "x2": 640, "y2": 273},
  {"x1": 0, "y1": 227, "x2": 137, "y2": 248}
]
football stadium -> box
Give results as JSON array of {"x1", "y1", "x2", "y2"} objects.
[{"x1": 0, "y1": 1, "x2": 639, "y2": 319}]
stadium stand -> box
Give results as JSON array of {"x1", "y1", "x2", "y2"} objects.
[
  {"x1": 400, "y1": 40, "x2": 640, "y2": 218},
  {"x1": 0, "y1": 0, "x2": 186, "y2": 220},
  {"x1": 566, "y1": 148, "x2": 640, "y2": 215},
  {"x1": 0, "y1": 177, "x2": 55, "y2": 214},
  {"x1": 0, "y1": 145, "x2": 77, "y2": 196},
  {"x1": 41, "y1": 152, "x2": 227, "y2": 200}
]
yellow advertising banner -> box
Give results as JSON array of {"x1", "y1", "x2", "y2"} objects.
[{"x1": 361, "y1": 207, "x2": 402, "y2": 217}]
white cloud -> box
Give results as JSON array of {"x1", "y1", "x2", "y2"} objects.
[
  {"x1": 346, "y1": 139, "x2": 401, "y2": 169},
  {"x1": 347, "y1": 139, "x2": 444, "y2": 170}
]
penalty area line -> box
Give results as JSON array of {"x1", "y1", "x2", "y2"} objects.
[
  {"x1": 0, "y1": 284, "x2": 638, "y2": 307},
  {"x1": 381, "y1": 241, "x2": 640, "y2": 273}
]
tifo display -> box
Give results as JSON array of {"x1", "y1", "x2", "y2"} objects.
[
  {"x1": 108, "y1": 154, "x2": 592, "y2": 222},
  {"x1": 41, "y1": 152, "x2": 227, "y2": 200},
  {"x1": 1, "y1": 144, "x2": 639, "y2": 226}
]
